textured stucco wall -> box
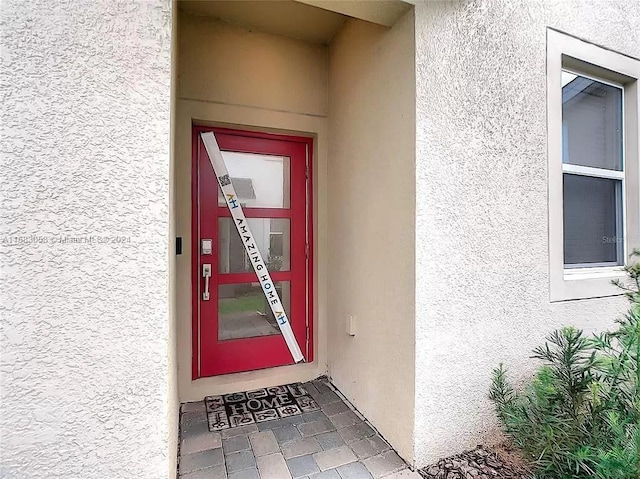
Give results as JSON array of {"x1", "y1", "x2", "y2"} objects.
[
  {"x1": 328, "y1": 13, "x2": 416, "y2": 463},
  {"x1": 0, "y1": 1, "x2": 175, "y2": 478},
  {"x1": 414, "y1": 0, "x2": 640, "y2": 467}
]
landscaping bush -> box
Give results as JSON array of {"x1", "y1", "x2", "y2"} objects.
[{"x1": 490, "y1": 250, "x2": 640, "y2": 479}]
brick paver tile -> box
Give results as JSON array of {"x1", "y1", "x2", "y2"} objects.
[
  {"x1": 311, "y1": 379, "x2": 332, "y2": 393},
  {"x1": 182, "y1": 410, "x2": 208, "y2": 428},
  {"x1": 249, "y1": 430, "x2": 279, "y2": 457},
  {"x1": 182, "y1": 423, "x2": 211, "y2": 442},
  {"x1": 221, "y1": 424, "x2": 258, "y2": 439},
  {"x1": 286, "y1": 454, "x2": 320, "y2": 478},
  {"x1": 308, "y1": 470, "x2": 341, "y2": 478},
  {"x1": 181, "y1": 432, "x2": 222, "y2": 455},
  {"x1": 180, "y1": 464, "x2": 227, "y2": 479},
  {"x1": 312, "y1": 445, "x2": 357, "y2": 471},
  {"x1": 321, "y1": 401, "x2": 350, "y2": 417},
  {"x1": 256, "y1": 452, "x2": 292, "y2": 479},
  {"x1": 303, "y1": 382, "x2": 321, "y2": 397},
  {"x1": 382, "y1": 469, "x2": 422, "y2": 478},
  {"x1": 362, "y1": 451, "x2": 406, "y2": 478},
  {"x1": 182, "y1": 402, "x2": 207, "y2": 414},
  {"x1": 328, "y1": 411, "x2": 361, "y2": 429},
  {"x1": 274, "y1": 425, "x2": 302, "y2": 444},
  {"x1": 302, "y1": 411, "x2": 328, "y2": 423},
  {"x1": 180, "y1": 448, "x2": 224, "y2": 475},
  {"x1": 282, "y1": 437, "x2": 322, "y2": 459},
  {"x1": 177, "y1": 382, "x2": 407, "y2": 479},
  {"x1": 336, "y1": 461, "x2": 374, "y2": 479},
  {"x1": 227, "y1": 467, "x2": 259, "y2": 479},
  {"x1": 315, "y1": 431, "x2": 345, "y2": 451},
  {"x1": 350, "y1": 435, "x2": 390, "y2": 460},
  {"x1": 337, "y1": 423, "x2": 375, "y2": 444},
  {"x1": 315, "y1": 391, "x2": 341, "y2": 406},
  {"x1": 288, "y1": 415, "x2": 313, "y2": 427},
  {"x1": 223, "y1": 435, "x2": 250, "y2": 454},
  {"x1": 298, "y1": 419, "x2": 336, "y2": 437},
  {"x1": 225, "y1": 450, "x2": 256, "y2": 473},
  {"x1": 257, "y1": 418, "x2": 291, "y2": 431}
]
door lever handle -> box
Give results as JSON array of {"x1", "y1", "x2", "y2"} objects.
[{"x1": 202, "y1": 264, "x2": 212, "y2": 301}]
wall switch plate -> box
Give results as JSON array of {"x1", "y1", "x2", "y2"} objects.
[{"x1": 346, "y1": 315, "x2": 356, "y2": 336}]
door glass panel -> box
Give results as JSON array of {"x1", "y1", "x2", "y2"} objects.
[
  {"x1": 218, "y1": 282, "x2": 291, "y2": 341},
  {"x1": 217, "y1": 152, "x2": 291, "y2": 208},
  {"x1": 218, "y1": 218, "x2": 290, "y2": 273}
]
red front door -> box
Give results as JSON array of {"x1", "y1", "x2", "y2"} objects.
[{"x1": 192, "y1": 126, "x2": 313, "y2": 378}]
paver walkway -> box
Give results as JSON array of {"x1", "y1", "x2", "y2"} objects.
[{"x1": 178, "y1": 377, "x2": 421, "y2": 479}]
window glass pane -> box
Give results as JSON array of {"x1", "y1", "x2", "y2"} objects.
[
  {"x1": 218, "y1": 282, "x2": 290, "y2": 341},
  {"x1": 217, "y1": 152, "x2": 290, "y2": 208},
  {"x1": 562, "y1": 72, "x2": 623, "y2": 171},
  {"x1": 218, "y1": 218, "x2": 290, "y2": 273},
  {"x1": 563, "y1": 174, "x2": 623, "y2": 266}
]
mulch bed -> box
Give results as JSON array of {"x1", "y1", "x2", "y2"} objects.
[{"x1": 419, "y1": 444, "x2": 532, "y2": 479}]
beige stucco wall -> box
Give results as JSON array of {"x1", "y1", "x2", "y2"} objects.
[
  {"x1": 413, "y1": 0, "x2": 640, "y2": 467},
  {"x1": 1, "y1": 0, "x2": 175, "y2": 477},
  {"x1": 327, "y1": 12, "x2": 416, "y2": 463},
  {"x1": 179, "y1": 12, "x2": 328, "y2": 117},
  {"x1": 176, "y1": 12, "x2": 329, "y2": 400}
]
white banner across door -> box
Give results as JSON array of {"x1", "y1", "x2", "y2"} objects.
[{"x1": 200, "y1": 132, "x2": 305, "y2": 364}]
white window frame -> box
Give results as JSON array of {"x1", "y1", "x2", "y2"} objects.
[{"x1": 548, "y1": 29, "x2": 640, "y2": 302}]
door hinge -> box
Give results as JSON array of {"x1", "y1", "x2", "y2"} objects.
[
  {"x1": 306, "y1": 326, "x2": 310, "y2": 342},
  {"x1": 305, "y1": 164, "x2": 310, "y2": 179},
  {"x1": 305, "y1": 243, "x2": 309, "y2": 258}
]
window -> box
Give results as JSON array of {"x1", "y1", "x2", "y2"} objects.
[
  {"x1": 562, "y1": 72, "x2": 624, "y2": 268},
  {"x1": 548, "y1": 30, "x2": 640, "y2": 301}
]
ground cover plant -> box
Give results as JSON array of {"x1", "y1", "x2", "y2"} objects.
[{"x1": 489, "y1": 250, "x2": 640, "y2": 479}]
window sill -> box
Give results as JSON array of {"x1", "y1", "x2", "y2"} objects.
[
  {"x1": 563, "y1": 266, "x2": 626, "y2": 281},
  {"x1": 551, "y1": 267, "x2": 626, "y2": 302}
]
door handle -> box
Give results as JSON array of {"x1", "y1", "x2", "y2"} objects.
[{"x1": 202, "y1": 264, "x2": 212, "y2": 301}]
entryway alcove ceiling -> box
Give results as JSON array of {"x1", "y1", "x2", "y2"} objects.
[{"x1": 178, "y1": 0, "x2": 412, "y2": 44}]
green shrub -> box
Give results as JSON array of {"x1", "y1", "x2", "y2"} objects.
[{"x1": 490, "y1": 250, "x2": 640, "y2": 479}]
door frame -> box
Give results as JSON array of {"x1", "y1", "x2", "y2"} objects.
[{"x1": 191, "y1": 125, "x2": 314, "y2": 379}]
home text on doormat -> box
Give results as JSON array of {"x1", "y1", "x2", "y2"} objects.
[{"x1": 205, "y1": 383, "x2": 319, "y2": 431}]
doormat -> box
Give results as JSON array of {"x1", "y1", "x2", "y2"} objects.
[{"x1": 205, "y1": 383, "x2": 320, "y2": 431}]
